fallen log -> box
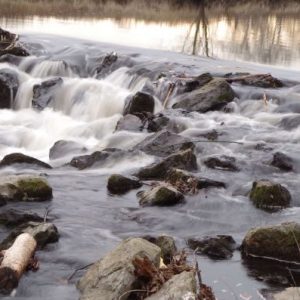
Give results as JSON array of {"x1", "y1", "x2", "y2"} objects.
[{"x1": 0, "y1": 233, "x2": 37, "y2": 295}]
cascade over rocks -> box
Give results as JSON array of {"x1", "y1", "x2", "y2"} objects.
[
  {"x1": 0, "y1": 68, "x2": 19, "y2": 109},
  {"x1": 135, "y1": 149, "x2": 197, "y2": 180},
  {"x1": 32, "y1": 77, "x2": 63, "y2": 110},
  {"x1": 0, "y1": 153, "x2": 52, "y2": 169},
  {"x1": 241, "y1": 222, "x2": 300, "y2": 262},
  {"x1": 107, "y1": 174, "x2": 142, "y2": 195},
  {"x1": 135, "y1": 130, "x2": 195, "y2": 157},
  {"x1": 172, "y1": 78, "x2": 235, "y2": 113},
  {"x1": 49, "y1": 140, "x2": 87, "y2": 160},
  {"x1": 123, "y1": 91, "x2": 155, "y2": 115}
]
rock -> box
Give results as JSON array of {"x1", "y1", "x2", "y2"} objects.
[
  {"x1": 115, "y1": 114, "x2": 143, "y2": 132},
  {"x1": 0, "y1": 222, "x2": 59, "y2": 250},
  {"x1": 166, "y1": 169, "x2": 225, "y2": 193},
  {"x1": 77, "y1": 238, "x2": 161, "y2": 300},
  {"x1": 0, "y1": 176, "x2": 52, "y2": 202},
  {"x1": 136, "y1": 149, "x2": 197, "y2": 180},
  {"x1": 0, "y1": 68, "x2": 19, "y2": 109},
  {"x1": 94, "y1": 52, "x2": 118, "y2": 78},
  {"x1": 250, "y1": 180, "x2": 291, "y2": 210},
  {"x1": 147, "y1": 113, "x2": 170, "y2": 132},
  {"x1": 204, "y1": 156, "x2": 239, "y2": 172},
  {"x1": 279, "y1": 115, "x2": 300, "y2": 130},
  {"x1": 138, "y1": 185, "x2": 184, "y2": 207},
  {"x1": 172, "y1": 79, "x2": 235, "y2": 113},
  {"x1": 0, "y1": 44, "x2": 29, "y2": 57},
  {"x1": 142, "y1": 235, "x2": 177, "y2": 264},
  {"x1": 182, "y1": 73, "x2": 213, "y2": 93},
  {"x1": 32, "y1": 77, "x2": 63, "y2": 110},
  {"x1": 123, "y1": 91, "x2": 155, "y2": 115},
  {"x1": 107, "y1": 174, "x2": 142, "y2": 195},
  {"x1": 273, "y1": 288, "x2": 300, "y2": 300},
  {"x1": 271, "y1": 152, "x2": 293, "y2": 171},
  {"x1": 241, "y1": 222, "x2": 300, "y2": 262},
  {"x1": 255, "y1": 143, "x2": 273, "y2": 152},
  {"x1": 0, "y1": 198, "x2": 6, "y2": 207},
  {"x1": 49, "y1": 140, "x2": 87, "y2": 160},
  {"x1": 0, "y1": 153, "x2": 52, "y2": 169},
  {"x1": 145, "y1": 271, "x2": 197, "y2": 300},
  {"x1": 226, "y1": 73, "x2": 283, "y2": 88},
  {"x1": 0, "y1": 210, "x2": 43, "y2": 227},
  {"x1": 187, "y1": 235, "x2": 236, "y2": 260},
  {"x1": 136, "y1": 130, "x2": 194, "y2": 157}
]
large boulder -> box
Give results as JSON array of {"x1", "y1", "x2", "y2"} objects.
[
  {"x1": 172, "y1": 79, "x2": 235, "y2": 113},
  {"x1": 145, "y1": 271, "x2": 197, "y2": 300},
  {"x1": 0, "y1": 221, "x2": 59, "y2": 250},
  {"x1": 0, "y1": 176, "x2": 53, "y2": 202},
  {"x1": 187, "y1": 235, "x2": 236, "y2": 260},
  {"x1": 107, "y1": 174, "x2": 142, "y2": 195},
  {"x1": 77, "y1": 238, "x2": 161, "y2": 300},
  {"x1": 135, "y1": 149, "x2": 197, "y2": 180},
  {"x1": 49, "y1": 140, "x2": 87, "y2": 160},
  {"x1": 32, "y1": 77, "x2": 63, "y2": 110},
  {"x1": 0, "y1": 68, "x2": 19, "y2": 109},
  {"x1": 0, "y1": 152, "x2": 52, "y2": 169},
  {"x1": 135, "y1": 130, "x2": 194, "y2": 157},
  {"x1": 123, "y1": 91, "x2": 155, "y2": 115},
  {"x1": 241, "y1": 222, "x2": 300, "y2": 262},
  {"x1": 0, "y1": 209, "x2": 43, "y2": 227},
  {"x1": 249, "y1": 180, "x2": 291, "y2": 210},
  {"x1": 204, "y1": 155, "x2": 239, "y2": 172},
  {"x1": 138, "y1": 185, "x2": 184, "y2": 207},
  {"x1": 271, "y1": 152, "x2": 293, "y2": 172}
]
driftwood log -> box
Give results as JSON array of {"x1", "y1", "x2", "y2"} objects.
[{"x1": 0, "y1": 233, "x2": 37, "y2": 294}]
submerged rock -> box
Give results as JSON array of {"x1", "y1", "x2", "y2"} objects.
[
  {"x1": 77, "y1": 238, "x2": 161, "y2": 300},
  {"x1": 136, "y1": 149, "x2": 197, "y2": 180},
  {"x1": 145, "y1": 271, "x2": 197, "y2": 300},
  {"x1": 279, "y1": 115, "x2": 300, "y2": 130},
  {"x1": 241, "y1": 222, "x2": 300, "y2": 262},
  {"x1": 204, "y1": 156, "x2": 239, "y2": 172},
  {"x1": 271, "y1": 152, "x2": 293, "y2": 172},
  {"x1": 166, "y1": 168, "x2": 225, "y2": 193},
  {"x1": 0, "y1": 68, "x2": 19, "y2": 109},
  {"x1": 123, "y1": 91, "x2": 155, "y2": 115},
  {"x1": 187, "y1": 235, "x2": 236, "y2": 260},
  {"x1": 107, "y1": 174, "x2": 142, "y2": 195},
  {"x1": 249, "y1": 180, "x2": 291, "y2": 210},
  {"x1": 0, "y1": 152, "x2": 52, "y2": 169},
  {"x1": 49, "y1": 140, "x2": 87, "y2": 160},
  {"x1": 0, "y1": 176, "x2": 52, "y2": 202},
  {"x1": 138, "y1": 185, "x2": 184, "y2": 207},
  {"x1": 0, "y1": 210, "x2": 43, "y2": 227},
  {"x1": 135, "y1": 130, "x2": 194, "y2": 157},
  {"x1": 32, "y1": 77, "x2": 63, "y2": 110},
  {"x1": 115, "y1": 114, "x2": 143, "y2": 132},
  {"x1": 0, "y1": 221, "x2": 59, "y2": 250},
  {"x1": 172, "y1": 79, "x2": 235, "y2": 113}
]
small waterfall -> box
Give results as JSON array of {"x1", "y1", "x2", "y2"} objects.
[{"x1": 30, "y1": 60, "x2": 76, "y2": 78}]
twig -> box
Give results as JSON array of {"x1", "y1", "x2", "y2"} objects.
[
  {"x1": 193, "y1": 247, "x2": 202, "y2": 300},
  {"x1": 163, "y1": 82, "x2": 175, "y2": 109},
  {"x1": 43, "y1": 206, "x2": 52, "y2": 223},
  {"x1": 67, "y1": 263, "x2": 94, "y2": 282},
  {"x1": 161, "y1": 139, "x2": 243, "y2": 149},
  {"x1": 118, "y1": 289, "x2": 148, "y2": 300}
]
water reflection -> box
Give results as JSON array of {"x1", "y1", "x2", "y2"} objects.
[{"x1": 1, "y1": 1, "x2": 300, "y2": 68}]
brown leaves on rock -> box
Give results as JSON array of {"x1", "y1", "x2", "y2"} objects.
[{"x1": 170, "y1": 177, "x2": 199, "y2": 194}]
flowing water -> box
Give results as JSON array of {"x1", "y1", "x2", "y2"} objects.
[{"x1": 1, "y1": 2, "x2": 300, "y2": 300}]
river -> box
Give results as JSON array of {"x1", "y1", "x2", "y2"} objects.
[{"x1": 0, "y1": 1, "x2": 300, "y2": 300}]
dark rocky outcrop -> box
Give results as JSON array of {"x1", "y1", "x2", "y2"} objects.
[
  {"x1": 241, "y1": 222, "x2": 300, "y2": 262},
  {"x1": 250, "y1": 180, "x2": 291, "y2": 210},
  {"x1": 271, "y1": 152, "x2": 293, "y2": 172},
  {"x1": 0, "y1": 68, "x2": 19, "y2": 109},
  {"x1": 204, "y1": 155, "x2": 239, "y2": 172},
  {"x1": 166, "y1": 168, "x2": 226, "y2": 194},
  {"x1": 0, "y1": 221, "x2": 59, "y2": 250},
  {"x1": 0, "y1": 210, "x2": 43, "y2": 227},
  {"x1": 135, "y1": 149, "x2": 197, "y2": 180},
  {"x1": 138, "y1": 185, "x2": 184, "y2": 207},
  {"x1": 32, "y1": 77, "x2": 63, "y2": 110},
  {"x1": 135, "y1": 130, "x2": 194, "y2": 157},
  {"x1": 94, "y1": 52, "x2": 118, "y2": 78},
  {"x1": 49, "y1": 140, "x2": 87, "y2": 160},
  {"x1": 107, "y1": 174, "x2": 142, "y2": 195},
  {"x1": 172, "y1": 79, "x2": 235, "y2": 113},
  {"x1": 0, "y1": 153, "x2": 52, "y2": 169},
  {"x1": 115, "y1": 114, "x2": 143, "y2": 132},
  {"x1": 123, "y1": 91, "x2": 155, "y2": 115},
  {"x1": 187, "y1": 235, "x2": 236, "y2": 260},
  {"x1": 77, "y1": 238, "x2": 161, "y2": 300},
  {"x1": 147, "y1": 113, "x2": 170, "y2": 132}
]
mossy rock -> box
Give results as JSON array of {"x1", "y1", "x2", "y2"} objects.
[
  {"x1": 107, "y1": 174, "x2": 142, "y2": 195},
  {"x1": 241, "y1": 222, "x2": 300, "y2": 262},
  {"x1": 249, "y1": 180, "x2": 291, "y2": 211},
  {"x1": 16, "y1": 177, "x2": 53, "y2": 201}
]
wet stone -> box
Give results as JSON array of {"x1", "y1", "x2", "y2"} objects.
[
  {"x1": 204, "y1": 155, "x2": 239, "y2": 172},
  {"x1": 107, "y1": 174, "x2": 142, "y2": 195},
  {"x1": 271, "y1": 152, "x2": 293, "y2": 172},
  {"x1": 0, "y1": 210, "x2": 43, "y2": 227}
]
